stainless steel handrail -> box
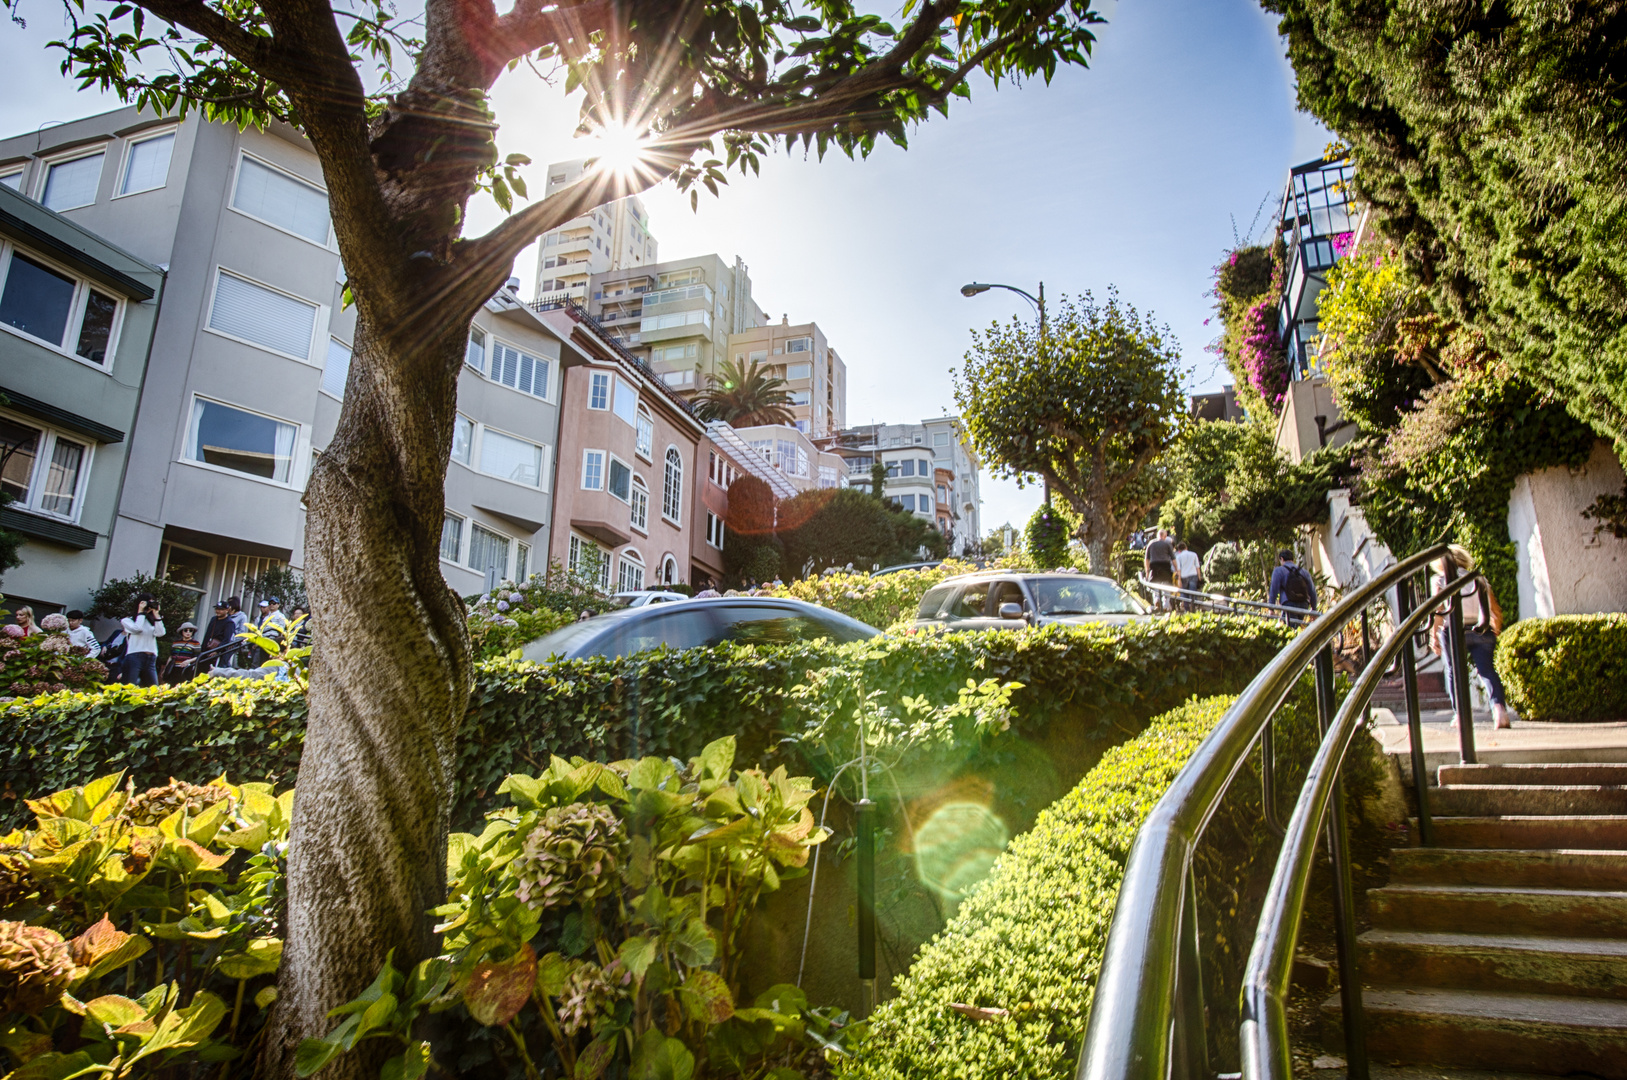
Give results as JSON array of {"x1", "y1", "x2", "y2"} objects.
[
  {"x1": 1135, "y1": 576, "x2": 1310, "y2": 620},
  {"x1": 1237, "y1": 569, "x2": 1475, "y2": 1080},
  {"x1": 1076, "y1": 543, "x2": 1452, "y2": 1080}
]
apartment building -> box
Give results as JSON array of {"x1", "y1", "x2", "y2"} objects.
[
  {"x1": 0, "y1": 107, "x2": 565, "y2": 621},
  {"x1": 586, "y1": 254, "x2": 766, "y2": 394},
  {"x1": 1277, "y1": 156, "x2": 1356, "y2": 381},
  {"x1": 730, "y1": 423, "x2": 845, "y2": 494},
  {"x1": 831, "y1": 418, "x2": 982, "y2": 555},
  {"x1": 534, "y1": 159, "x2": 659, "y2": 304},
  {"x1": 534, "y1": 301, "x2": 726, "y2": 591},
  {"x1": 0, "y1": 183, "x2": 164, "y2": 613},
  {"x1": 725, "y1": 318, "x2": 848, "y2": 436}
]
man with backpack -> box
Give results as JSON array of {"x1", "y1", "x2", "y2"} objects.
[{"x1": 1269, "y1": 549, "x2": 1318, "y2": 625}]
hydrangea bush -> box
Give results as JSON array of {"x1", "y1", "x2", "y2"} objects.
[{"x1": 0, "y1": 616, "x2": 109, "y2": 699}]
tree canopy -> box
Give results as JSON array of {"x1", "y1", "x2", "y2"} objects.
[
  {"x1": 955, "y1": 290, "x2": 1186, "y2": 572},
  {"x1": 695, "y1": 358, "x2": 795, "y2": 427},
  {"x1": 778, "y1": 486, "x2": 947, "y2": 575}
]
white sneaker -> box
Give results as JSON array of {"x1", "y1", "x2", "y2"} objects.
[{"x1": 1493, "y1": 703, "x2": 1513, "y2": 729}]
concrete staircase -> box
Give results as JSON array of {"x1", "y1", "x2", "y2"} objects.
[{"x1": 1332, "y1": 758, "x2": 1627, "y2": 1078}]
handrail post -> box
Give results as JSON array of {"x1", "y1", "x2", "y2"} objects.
[
  {"x1": 1442, "y1": 559, "x2": 1477, "y2": 764},
  {"x1": 1315, "y1": 646, "x2": 1368, "y2": 1080},
  {"x1": 1398, "y1": 577, "x2": 1434, "y2": 846},
  {"x1": 1173, "y1": 865, "x2": 1209, "y2": 1080}
]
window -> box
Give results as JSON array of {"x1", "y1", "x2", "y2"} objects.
[
  {"x1": 900, "y1": 459, "x2": 915, "y2": 477},
  {"x1": 661, "y1": 369, "x2": 695, "y2": 389},
  {"x1": 786, "y1": 337, "x2": 812, "y2": 353},
  {"x1": 479, "y1": 428, "x2": 545, "y2": 487},
  {"x1": 468, "y1": 523, "x2": 511, "y2": 577},
  {"x1": 0, "y1": 414, "x2": 92, "y2": 521},
  {"x1": 466, "y1": 328, "x2": 487, "y2": 371},
  {"x1": 789, "y1": 390, "x2": 810, "y2": 406},
  {"x1": 607, "y1": 456, "x2": 631, "y2": 502},
  {"x1": 656, "y1": 343, "x2": 699, "y2": 365},
  {"x1": 232, "y1": 155, "x2": 331, "y2": 245},
  {"x1": 588, "y1": 371, "x2": 610, "y2": 410},
  {"x1": 490, "y1": 341, "x2": 551, "y2": 399},
  {"x1": 451, "y1": 415, "x2": 473, "y2": 465},
  {"x1": 515, "y1": 542, "x2": 530, "y2": 582},
  {"x1": 0, "y1": 169, "x2": 22, "y2": 191},
  {"x1": 321, "y1": 338, "x2": 351, "y2": 398},
  {"x1": 0, "y1": 245, "x2": 122, "y2": 364},
  {"x1": 933, "y1": 431, "x2": 950, "y2": 447},
  {"x1": 617, "y1": 551, "x2": 645, "y2": 593},
  {"x1": 612, "y1": 378, "x2": 638, "y2": 427},
  {"x1": 787, "y1": 362, "x2": 812, "y2": 380},
  {"x1": 186, "y1": 397, "x2": 297, "y2": 484},
  {"x1": 440, "y1": 513, "x2": 463, "y2": 562},
  {"x1": 208, "y1": 269, "x2": 319, "y2": 361},
  {"x1": 118, "y1": 131, "x2": 175, "y2": 196},
  {"x1": 639, "y1": 309, "x2": 710, "y2": 333},
  {"x1": 635, "y1": 408, "x2": 654, "y2": 459},
  {"x1": 41, "y1": 152, "x2": 104, "y2": 211},
  {"x1": 630, "y1": 476, "x2": 649, "y2": 532},
  {"x1": 582, "y1": 449, "x2": 605, "y2": 490},
  {"x1": 749, "y1": 350, "x2": 767, "y2": 364},
  {"x1": 662, "y1": 447, "x2": 683, "y2": 524},
  {"x1": 706, "y1": 511, "x2": 725, "y2": 550}
]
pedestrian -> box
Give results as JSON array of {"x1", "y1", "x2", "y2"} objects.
[
  {"x1": 1268, "y1": 549, "x2": 1318, "y2": 626},
  {"x1": 119, "y1": 593, "x2": 165, "y2": 686},
  {"x1": 164, "y1": 622, "x2": 203, "y2": 682},
  {"x1": 1430, "y1": 546, "x2": 1512, "y2": 729},
  {"x1": 64, "y1": 610, "x2": 101, "y2": 657},
  {"x1": 257, "y1": 597, "x2": 290, "y2": 662},
  {"x1": 225, "y1": 596, "x2": 248, "y2": 666},
  {"x1": 1174, "y1": 541, "x2": 1202, "y2": 611},
  {"x1": 203, "y1": 600, "x2": 237, "y2": 660},
  {"x1": 288, "y1": 606, "x2": 311, "y2": 648},
  {"x1": 1143, "y1": 529, "x2": 1176, "y2": 609},
  {"x1": 10, "y1": 606, "x2": 41, "y2": 637}
]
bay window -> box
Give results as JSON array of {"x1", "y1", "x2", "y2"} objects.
[
  {"x1": 0, "y1": 414, "x2": 91, "y2": 521},
  {"x1": 186, "y1": 397, "x2": 298, "y2": 484},
  {"x1": 0, "y1": 242, "x2": 123, "y2": 365}
]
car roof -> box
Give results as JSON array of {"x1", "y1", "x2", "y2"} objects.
[
  {"x1": 523, "y1": 596, "x2": 884, "y2": 660},
  {"x1": 926, "y1": 570, "x2": 1126, "y2": 587}
]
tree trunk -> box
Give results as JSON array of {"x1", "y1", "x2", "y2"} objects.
[
  {"x1": 1084, "y1": 537, "x2": 1112, "y2": 578},
  {"x1": 264, "y1": 311, "x2": 474, "y2": 1079}
]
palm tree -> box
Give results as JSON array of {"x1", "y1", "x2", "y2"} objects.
[{"x1": 694, "y1": 358, "x2": 797, "y2": 427}]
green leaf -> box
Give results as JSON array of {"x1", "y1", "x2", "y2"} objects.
[
  {"x1": 678, "y1": 969, "x2": 734, "y2": 1025},
  {"x1": 295, "y1": 1037, "x2": 340, "y2": 1077},
  {"x1": 617, "y1": 935, "x2": 659, "y2": 982},
  {"x1": 629, "y1": 1028, "x2": 694, "y2": 1080},
  {"x1": 695, "y1": 735, "x2": 735, "y2": 781},
  {"x1": 215, "y1": 937, "x2": 282, "y2": 980}
]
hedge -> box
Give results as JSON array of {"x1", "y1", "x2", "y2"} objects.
[
  {"x1": 0, "y1": 615, "x2": 1291, "y2": 830},
  {"x1": 1496, "y1": 614, "x2": 1627, "y2": 722},
  {"x1": 840, "y1": 689, "x2": 1327, "y2": 1080}
]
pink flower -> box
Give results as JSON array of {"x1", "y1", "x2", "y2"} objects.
[{"x1": 1, "y1": 625, "x2": 23, "y2": 639}]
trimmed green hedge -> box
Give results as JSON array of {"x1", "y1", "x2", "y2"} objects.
[
  {"x1": 0, "y1": 616, "x2": 1290, "y2": 829},
  {"x1": 841, "y1": 690, "x2": 1322, "y2": 1080},
  {"x1": 1496, "y1": 614, "x2": 1627, "y2": 722}
]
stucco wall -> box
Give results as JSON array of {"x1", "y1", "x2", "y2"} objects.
[{"x1": 1509, "y1": 440, "x2": 1627, "y2": 618}]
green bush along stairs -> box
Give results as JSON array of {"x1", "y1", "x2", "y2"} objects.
[{"x1": 1496, "y1": 614, "x2": 1627, "y2": 723}]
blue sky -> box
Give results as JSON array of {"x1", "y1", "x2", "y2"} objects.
[{"x1": 1, "y1": 0, "x2": 1327, "y2": 533}]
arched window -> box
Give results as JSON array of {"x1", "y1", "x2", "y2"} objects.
[
  {"x1": 662, "y1": 554, "x2": 679, "y2": 585},
  {"x1": 617, "y1": 548, "x2": 645, "y2": 593},
  {"x1": 635, "y1": 407, "x2": 654, "y2": 459},
  {"x1": 662, "y1": 447, "x2": 683, "y2": 524},
  {"x1": 630, "y1": 474, "x2": 649, "y2": 532}
]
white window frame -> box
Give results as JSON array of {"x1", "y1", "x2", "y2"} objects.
[
  {"x1": 0, "y1": 409, "x2": 95, "y2": 524},
  {"x1": 113, "y1": 127, "x2": 178, "y2": 198},
  {"x1": 475, "y1": 422, "x2": 550, "y2": 490},
  {"x1": 617, "y1": 548, "x2": 646, "y2": 593},
  {"x1": 0, "y1": 166, "x2": 24, "y2": 191},
  {"x1": 581, "y1": 448, "x2": 606, "y2": 491},
  {"x1": 635, "y1": 407, "x2": 654, "y2": 460},
  {"x1": 661, "y1": 446, "x2": 683, "y2": 526},
  {"x1": 36, "y1": 146, "x2": 106, "y2": 211},
  {"x1": 606, "y1": 452, "x2": 632, "y2": 504},
  {"x1": 181, "y1": 394, "x2": 305, "y2": 489},
  {"x1": 203, "y1": 266, "x2": 326, "y2": 363},
  {"x1": 483, "y1": 335, "x2": 554, "y2": 402},
  {"x1": 630, "y1": 475, "x2": 649, "y2": 534},
  {"x1": 588, "y1": 371, "x2": 611, "y2": 410},
  {"x1": 451, "y1": 414, "x2": 475, "y2": 466},
  {"x1": 661, "y1": 554, "x2": 679, "y2": 585},
  {"x1": 466, "y1": 520, "x2": 515, "y2": 577},
  {"x1": 228, "y1": 151, "x2": 335, "y2": 250},
  {"x1": 0, "y1": 239, "x2": 126, "y2": 371},
  {"x1": 320, "y1": 336, "x2": 351, "y2": 400},
  {"x1": 705, "y1": 511, "x2": 725, "y2": 550},
  {"x1": 466, "y1": 327, "x2": 487, "y2": 372},
  {"x1": 440, "y1": 510, "x2": 464, "y2": 564}
]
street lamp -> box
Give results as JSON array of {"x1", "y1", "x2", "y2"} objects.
[{"x1": 960, "y1": 280, "x2": 1046, "y2": 335}]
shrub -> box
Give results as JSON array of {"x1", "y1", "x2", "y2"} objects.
[
  {"x1": 0, "y1": 630, "x2": 109, "y2": 697},
  {"x1": 839, "y1": 690, "x2": 1321, "y2": 1080},
  {"x1": 1025, "y1": 504, "x2": 1071, "y2": 569},
  {"x1": 0, "y1": 618, "x2": 1291, "y2": 831},
  {"x1": 463, "y1": 564, "x2": 615, "y2": 659},
  {"x1": 1496, "y1": 614, "x2": 1627, "y2": 722},
  {"x1": 87, "y1": 573, "x2": 197, "y2": 625}
]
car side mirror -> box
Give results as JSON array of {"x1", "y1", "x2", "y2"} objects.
[{"x1": 998, "y1": 602, "x2": 1024, "y2": 620}]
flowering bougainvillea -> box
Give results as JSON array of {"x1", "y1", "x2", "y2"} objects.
[{"x1": 1208, "y1": 238, "x2": 1288, "y2": 419}]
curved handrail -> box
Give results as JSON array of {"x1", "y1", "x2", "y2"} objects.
[
  {"x1": 1237, "y1": 568, "x2": 1474, "y2": 1080},
  {"x1": 1135, "y1": 576, "x2": 1308, "y2": 619},
  {"x1": 1076, "y1": 543, "x2": 1450, "y2": 1080}
]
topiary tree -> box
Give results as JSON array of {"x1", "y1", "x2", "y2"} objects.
[
  {"x1": 1024, "y1": 503, "x2": 1070, "y2": 568},
  {"x1": 777, "y1": 487, "x2": 945, "y2": 578},
  {"x1": 723, "y1": 474, "x2": 782, "y2": 586},
  {"x1": 88, "y1": 573, "x2": 199, "y2": 625}
]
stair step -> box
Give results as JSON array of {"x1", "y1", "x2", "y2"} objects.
[
  {"x1": 1431, "y1": 785, "x2": 1627, "y2": 816},
  {"x1": 1333, "y1": 987, "x2": 1627, "y2": 1078},
  {"x1": 1411, "y1": 815, "x2": 1627, "y2": 850},
  {"x1": 1368, "y1": 884, "x2": 1627, "y2": 936},
  {"x1": 1440, "y1": 762, "x2": 1627, "y2": 787},
  {"x1": 1392, "y1": 847, "x2": 1627, "y2": 889},
  {"x1": 1359, "y1": 929, "x2": 1627, "y2": 999}
]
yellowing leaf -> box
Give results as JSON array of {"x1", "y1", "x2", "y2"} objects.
[{"x1": 464, "y1": 944, "x2": 535, "y2": 1027}]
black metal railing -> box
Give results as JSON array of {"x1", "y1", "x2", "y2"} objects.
[{"x1": 1077, "y1": 543, "x2": 1478, "y2": 1080}]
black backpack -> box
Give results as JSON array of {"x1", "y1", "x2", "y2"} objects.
[{"x1": 1283, "y1": 564, "x2": 1316, "y2": 608}]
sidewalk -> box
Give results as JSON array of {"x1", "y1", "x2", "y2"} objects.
[{"x1": 1367, "y1": 707, "x2": 1627, "y2": 781}]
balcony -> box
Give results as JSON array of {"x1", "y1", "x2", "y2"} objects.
[{"x1": 642, "y1": 283, "x2": 714, "y2": 309}]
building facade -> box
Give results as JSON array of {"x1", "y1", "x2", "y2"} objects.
[
  {"x1": 725, "y1": 318, "x2": 848, "y2": 436},
  {"x1": 534, "y1": 159, "x2": 659, "y2": 304},
  {"x1": 586, "y1": 254, "x2": 766, "y2": 394},
  {"x1": 0, "y1": 107, "x2": 565, "y2": 621},
  {"x1": 1277, "y1": 156, "x2": 1356, "y2": 381},
  {"x1": 730, "y1": 423, "x2": 845, "y2": 493},
  {"x1": 830, "y1": 418, "x2": 981, "y2": 555},
  {"x1": 0, "y1": 184, "x2": 164, "y2": 612}
]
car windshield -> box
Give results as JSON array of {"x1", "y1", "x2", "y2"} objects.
[
  {"x1": 520, "y1": 616, "x2": 616, "y2": 661},
  {"x1": 1027, "y1": 577, "x2": 1140, "y2": 616}
]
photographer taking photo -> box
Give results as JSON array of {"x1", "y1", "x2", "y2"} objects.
[{"x1": 119, "y1": 592, "x2": 166, "y2": 686}]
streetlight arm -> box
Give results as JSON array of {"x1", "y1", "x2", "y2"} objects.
[{"x1": 961, "y1": 281, "x2": 1040, "y2": 311}]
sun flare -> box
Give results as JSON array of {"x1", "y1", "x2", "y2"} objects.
[{"x1": 584, "y1": 122, "x2": 651, "y2": 180}]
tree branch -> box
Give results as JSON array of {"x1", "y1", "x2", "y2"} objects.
[{"x1": 128, "y1": 0, "x2": 302, "y2": 84}]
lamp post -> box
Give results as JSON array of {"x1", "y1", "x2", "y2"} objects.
[{"x1": 961, "y1": 279, "x2": 1050, "y2": 503}]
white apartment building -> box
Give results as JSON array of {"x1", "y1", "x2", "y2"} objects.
[
  {"x1": 725, "y1": 318, "x2": 848, "y2": 437},
  {"x1": 831, "y1": 418, "x2": 982, "y2": 555},
  {"x1": 729, "y1": 422, "x2": 846, "y2": 494},
  {"x1": 534, "y1": 159, "x2": 658, "y2": 303}
]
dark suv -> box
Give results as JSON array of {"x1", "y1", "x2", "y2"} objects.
[{"x1": 911, "y1": 571, "x2": 1149, "y2": 632}]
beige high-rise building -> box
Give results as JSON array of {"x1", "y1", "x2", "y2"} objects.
[
  {"x1": 725, "y1": 319, "x2": 847, "y2": 437},
  {"x1": 534, "y1": 159, "x2": 659, "y2": 303}
]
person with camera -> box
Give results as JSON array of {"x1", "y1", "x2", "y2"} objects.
[{"x1": 119, "y1": 592, "x2": 166, "y2": 686}]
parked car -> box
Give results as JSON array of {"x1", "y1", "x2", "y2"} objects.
[
  {"x1": 911, "y1": 571, "x2": 1150, "y2": 632},
  {"x1": 520, "y1": 597, "x2": 881, "y2": 661},
  {"x1": 872, "y1": 560, "x2": 942, "y2": 577},
  {"x1": 609, "y1": 590, "x2": 689, "y2": 608}
]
